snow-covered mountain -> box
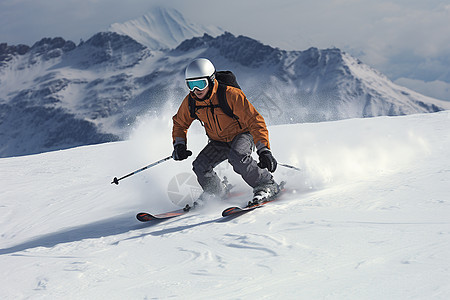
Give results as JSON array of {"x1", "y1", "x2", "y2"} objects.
[
  {"x1": 1, "y1": 7, "x2": 449, "y2": 158},
  {"x1": 1, "y1": 111, "x2": 449, "y2": 298},
  {"x1": 173, "y1": 33, "x2": 449, "y2": 122},
  {"x1": 108, "y1": 7, "x2": 224, "y2": 50}
]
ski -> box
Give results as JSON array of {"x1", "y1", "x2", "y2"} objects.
[
  {"x1": 136, "y1": 177, "x2": 236, "y2": 222},
  {"x1": 136, "y1": 181, "x2": 286, "y2": 221},
  {"x1": 136, "y1": 205, "x2": 192, "y2": 222},
  {"x1": 222, "y1": 181, "x2": 286, "y2": 217}
]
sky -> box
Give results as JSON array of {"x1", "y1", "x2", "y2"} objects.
[{"x1": 1, "y1": 0, "x2": 449, "y2": 100}]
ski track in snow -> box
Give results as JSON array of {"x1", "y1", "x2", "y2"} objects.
[{"x1": 1, "y1": 111, "x2": 450, "y2": 299}]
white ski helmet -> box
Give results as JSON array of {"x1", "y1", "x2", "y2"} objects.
[{"x1": 185, "y1": 58, "x2": 215, "y2": 81}]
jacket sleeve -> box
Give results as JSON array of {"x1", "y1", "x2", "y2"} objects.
[
  {"x1": 172, "y1": 95, "x2": 195, "y2": 145},
  {"x1": 229, "y1": 89, "x2": 271, "y2": 150}
]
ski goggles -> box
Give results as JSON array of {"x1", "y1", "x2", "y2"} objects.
[{"x1": 186, "y1": 78, "x2": 209, "y2": 91}]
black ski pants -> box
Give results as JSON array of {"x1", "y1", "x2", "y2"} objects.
[{"x1": 192, "y1": 132, "x2": 273, "y2": 194}]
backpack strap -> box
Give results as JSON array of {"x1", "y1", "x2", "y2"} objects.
[
  {"x1": 188, "y1": 94, "x2": 197, "y2": 120},
  {"x1": 217, "y1": 83, "x2": 242, "y2": 129}
]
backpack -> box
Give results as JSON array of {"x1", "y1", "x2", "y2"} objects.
[{"x1": 188, "y1": 70, "x2": 242, "y2": 128}]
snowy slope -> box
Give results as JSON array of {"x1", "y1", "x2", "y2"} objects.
[
  {"x1": 108, "y1": 7, "x2": 224, "y2": 50},
  {"x1": 1, "y1": 111, "x2": 450, "y2": 299}
]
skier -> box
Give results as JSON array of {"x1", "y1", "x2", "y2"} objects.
[{"x1": 172, "y1": 58, "x2": 279, "y2": 207}]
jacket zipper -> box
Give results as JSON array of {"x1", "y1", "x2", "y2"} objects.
[
  {"x1": 203, "y1": 100, "x2": 224, "y2": 138},
  {"x1": 215, "y1": 114, "x2": 222, "y2": 131},
  {"x1": 206, "y1": 100, "x2": 220, "y2": 136},
  {"x1": 204, "y1": 101, "x2": 219, "y2": 137}
]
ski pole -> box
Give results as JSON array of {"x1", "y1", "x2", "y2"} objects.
[
  {"x1": 278, "y1": 163, "x2": 302, "y2": 172},
  {"x1": 111, "y1": 155, "x2": 172, "y2": 185}
]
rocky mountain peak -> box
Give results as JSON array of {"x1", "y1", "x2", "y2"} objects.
[
  {"x1": 108, "y1": 7, "x2": 224, "y2": 50},
  {"x1": 65, "y1": 32, "x2": 150, "y2": 69},
  {"x1": 175, "y1": 32, "x2": 282, "y2": 67}
]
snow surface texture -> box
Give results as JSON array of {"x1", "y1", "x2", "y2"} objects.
[{"x1": 1, "y1": 111, "x2": 450, "y2": 299}]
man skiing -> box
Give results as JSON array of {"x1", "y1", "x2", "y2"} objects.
[{"x1": 172, "y1": 58, "x2": 279, "y2": 207}]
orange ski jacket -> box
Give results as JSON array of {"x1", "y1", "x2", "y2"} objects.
[{"x1": 172, "y1": 79, "x2": 270, "y2": 150}]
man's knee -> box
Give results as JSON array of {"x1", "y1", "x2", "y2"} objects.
[
  {"x1": 228, "y1": 148, "x2": 250, "y2": 166},
  {"x1": 192, "y1": 156, "x2": 210, "y2": 175},
  {"x1": 228, "y1": 135, "x2": 253, "y2": 166}
]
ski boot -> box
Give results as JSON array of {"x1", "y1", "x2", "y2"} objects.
[
  {"x1": 184, "y1": 177, "x2": 233, "y2": 211},
  {"x1": 248, "y1": 181, "x2": 280, "y2": 207}
]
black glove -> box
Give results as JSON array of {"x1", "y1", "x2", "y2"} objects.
[
  {"x1": 257, "y1": 149, "x2": 277, "y2": 172},
  {"x1": 172, "y1": 144, "x2": 192, "y2": 161}
]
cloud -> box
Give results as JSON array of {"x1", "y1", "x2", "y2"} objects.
[
  {"x1": 345, "y1": 2, "x2": 450, "y2": 82},
  {"x1": 395, "y1": 78, "x2": 450, "y2": 101},
  {"x1": 0, "y1": 0, "x2": 159, "y2": 45}
]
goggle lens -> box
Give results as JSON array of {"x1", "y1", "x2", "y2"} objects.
[{"x1": 186, "y1": 79, "x2": 208, "y2": 91}]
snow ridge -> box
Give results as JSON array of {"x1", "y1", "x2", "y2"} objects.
[{"x1": 108, "y1": 7, "x2": 224, "y2": 50}]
